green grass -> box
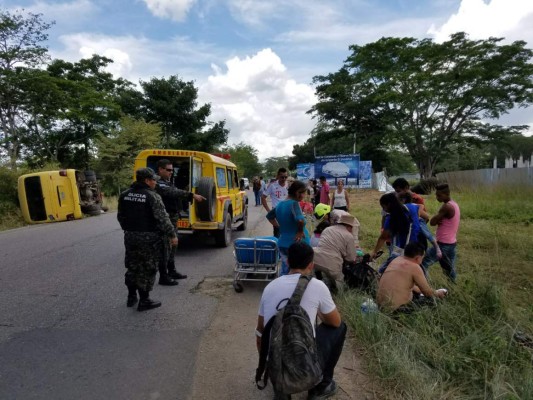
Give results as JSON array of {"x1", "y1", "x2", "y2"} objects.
[
  {"x1": 341, "y1": 187, "x2": 533, "y2": 399},
  {"x1": 0, "y1": 201, "x2": 25, "y2": 230}
]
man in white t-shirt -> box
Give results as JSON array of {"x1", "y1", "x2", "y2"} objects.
[
  {"x1": 261, "y1": 167, "x2": 289, "y2": 237},
  {"x1": 256, "y1": 242, "x2": 347, "y2": 400}
]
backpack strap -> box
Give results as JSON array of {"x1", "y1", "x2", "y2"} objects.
[
  {"x1": 288, "y1": 274, "x2": 312, "y2": 306},
  {"x1": 256, "y1": 316, "x2": 275, "y2": 390}
]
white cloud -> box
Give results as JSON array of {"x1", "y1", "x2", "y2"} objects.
[
  {"x1": 142, "y1": 0, "x2": 196, "y2": 22},
  {"x1": 428, "y1": 0, "x2": 533, "y2": 43},
  {"x1": 79, "y1": 46, "x2": 133, "y2": 77},
  {"x1": 201, "y1": 49, "x2": 317, "y2": 160},
  {"x1": 53, "y1": 32, "x2": 218, "y2": 82},
  {"x1": 9, "y1": 0, "x2": 97, "y2": 26}
]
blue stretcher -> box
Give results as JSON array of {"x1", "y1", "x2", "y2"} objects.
[{"x1": 232, "y1": 237, "x2": 280, "y2": 293}]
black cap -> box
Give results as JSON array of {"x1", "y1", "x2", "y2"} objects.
[{"x1": 136, "y1": 167, "x2": 157, "y2": 182}]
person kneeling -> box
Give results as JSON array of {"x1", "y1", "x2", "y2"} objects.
[
  {"x1": 377, "y1": 242, "x2": 448, "y2": 314},
  {"x1": 255, "y1": 242, "x2": 347, "y2": 400}
]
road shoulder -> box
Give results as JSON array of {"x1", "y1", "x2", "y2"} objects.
[{"x1": 190, "y1": 277, "x2": 375, "y2": 400}]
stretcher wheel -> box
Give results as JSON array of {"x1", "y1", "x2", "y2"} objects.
[{"x1": 233, "y1": 282, "x2": 243, "y2": 293}]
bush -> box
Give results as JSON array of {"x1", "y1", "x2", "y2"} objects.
[{"x1": 0, "y1": 166, "x2": 20, "y2": 204}]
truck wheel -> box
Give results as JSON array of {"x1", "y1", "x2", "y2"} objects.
[
  {"x1": 81, "y1": 203, "x2": 101, "y2": 216},
  {"x1": 196, "y1": 177, "x2": 216, "y2": 221},
  {"x1": 237, "y1": 205, "x2": 247, "y2": 231},
  {"x1": 215, "y1": 212, "x2": 232, "y2": 247}
]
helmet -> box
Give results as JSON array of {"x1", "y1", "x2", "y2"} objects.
[{"x1": 314, "y1": 203, "x2": 331, "y2": 218}]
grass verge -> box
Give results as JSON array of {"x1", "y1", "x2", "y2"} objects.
[{"x1": 339, "y1": 187, "x2": 533, "y2": 399}]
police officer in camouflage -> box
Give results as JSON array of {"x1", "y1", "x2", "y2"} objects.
[
  {"x1": 155, "y1": 159, "x2": 205, "y2": 286},
  {"x1": 117, "y1": 168, "x2": 178, "y2": 311}
]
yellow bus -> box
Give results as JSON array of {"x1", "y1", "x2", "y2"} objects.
[
  {"x1": 18, "y1": 169, "x2": 103, "y2": 224},
  {"x1": 134, "y1": 149, "x2": 248, "y2": 246}
]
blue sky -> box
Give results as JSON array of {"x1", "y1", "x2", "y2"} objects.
[{"x1": 4, "y1": 0, "x2": 533, "y2": 159}]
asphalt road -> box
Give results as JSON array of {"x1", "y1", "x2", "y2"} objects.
[{"x1": 0, "y1": 191, "x2": 268, "y2": 400}]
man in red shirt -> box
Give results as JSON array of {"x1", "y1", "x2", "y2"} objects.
[
  {"x1": 392, "y1": 177, "x2": 426, "y2": 212},
  {"x1": 319, "y1": 176, "x2": 330, "y2": 205}
]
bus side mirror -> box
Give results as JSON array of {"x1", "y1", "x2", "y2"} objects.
[{"x1": 239, "y1": 179, "x2": 245, "y2": 190}]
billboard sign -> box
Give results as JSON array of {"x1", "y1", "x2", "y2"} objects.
[
  {"x1": 358, "y1": 160, "x2": 372, "y2": 188},
  {"x1": 315, "y1": 154, "x2": 360, "y2": 187},
  {"x1": 296, "y1": 163, "x2": 315, "y2": 182}
]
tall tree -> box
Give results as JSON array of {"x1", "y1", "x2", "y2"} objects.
[
  {"x1": 263, "y1": 156, "x2": 290, "y2": 178},
  {"x1": 0, "y1": 10, "x2": 53, "y2": 168},
  {"x1": 94, "y1": 116, "x2": 161, "y2": 195},
  {"x1": 221, "y1": 142, "x2": 262, "y2": 178},
  {"x1": 311, "y1": 33, "x2": 533, "y2": 178},
  {"x1": 42, "y1": 55, "x2": 126, "y2": 167},
  {"x1": 140, "y1": 75, "x2": 228, "y2": 150}
]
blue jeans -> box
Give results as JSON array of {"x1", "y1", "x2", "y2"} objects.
[
  {"x1": 422, "y1": 242, "x2": 457, "y2": 282},
  {"x1": 254, "y1": 190, "x2": 261, "y2": 205},
  {"x1": 378, "y1": 253, "x2": 398, "y2": 274},
  {"x1": 418, "y1": 220, "x2": 435, "y2": 243}
]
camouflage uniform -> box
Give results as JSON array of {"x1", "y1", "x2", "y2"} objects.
[
  {"x1": 118, "y1": 181, "x2": 176, "y2": 292},
  {"x1": 156, "y1": 177, "x2": 193, "y2": 278}
]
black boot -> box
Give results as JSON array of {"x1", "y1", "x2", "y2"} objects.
[
  {"x1": 158, "y1": 275, "x2": 178, "y2": 286},
  {"x1": 137, "y1": 290, "x2": 161, "y2": 312},
  {"x1": 168, "y1": 270, "x2": 187, "y2": 280},
  {"x1": 127, "y1": 286, "x2": 138, "y2": 307}
]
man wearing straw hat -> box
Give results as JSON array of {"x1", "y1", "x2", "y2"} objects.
[{"x1": 313, "y1": 214, "x2": 360, "y2": 290}]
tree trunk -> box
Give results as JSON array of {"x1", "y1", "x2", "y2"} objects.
[
  {"x1": 9, "y1": 140, "x2": 18, "y2": 170},
  {"x1": 418, "y1": 157, "x2": 434, "y2": 180}
]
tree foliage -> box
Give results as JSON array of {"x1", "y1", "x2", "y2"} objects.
[
  {"x1": 0, "y1": 9, "x2": 53, "y2": 167},
  {"x1": 289, "y1": 122, "x2": 413, "y2": 175},
  {"x1": 21, "y1": 55, "x2": 126, "y2": 167},
  {"x1": 93, "y1": 116, "x2": 161, "y2": 195},
  {"x1": 0, "y1": 10, "x2": 231, "y2": 171},
  {"x1": 221, "y1": 142, "x2": 262, "y2": 178},
  {"x1": 311, "y1": 33, "x2": 533, "y2": 178},
  {"x1": 263, "y1": 156, "x2": 290, "y2": 178},
  {"x1": 140, "y1": 75, "x2": 228, "y2": 150}
]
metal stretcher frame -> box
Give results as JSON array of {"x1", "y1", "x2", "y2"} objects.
[{"x1": 232, "y1": 238, "x2": 280, "y2": 293}]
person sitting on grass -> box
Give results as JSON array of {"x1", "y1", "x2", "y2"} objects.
[{"x1": 377, "y1": 242, "x2": 448, "y2": 314}]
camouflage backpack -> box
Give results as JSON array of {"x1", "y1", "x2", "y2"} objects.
[{"x1": 256, "y1": 275, "x2": 323, "y2": 394}]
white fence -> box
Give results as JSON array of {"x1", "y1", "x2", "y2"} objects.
[{"x1": 437, "y1": 167, "x2": 533, "y2": 189}]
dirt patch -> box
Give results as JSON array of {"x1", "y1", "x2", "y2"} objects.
[
  {"x1": 189, "y1": 278, "x2": 376, "y2": 400},
  {"x1": 192, "y1": 276, "x2": 234, "y2": 299}
]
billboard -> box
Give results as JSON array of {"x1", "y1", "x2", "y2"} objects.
[
  {"x1": 358, "y1": 160, "x2": 372, "y2": 188},
  {"x1": 296, "y1": 163, "x2": 315, "y2": 182},
  {"x1": 315, "y1": 154, "x2": 360, "y2": 187}
]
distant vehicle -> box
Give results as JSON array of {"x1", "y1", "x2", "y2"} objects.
[
  {"x1": 322, "y1": 162, "x2": 350, "y2": 177},
  {"x1": 18, "y1": 169, "x2": 105, "y2": 224},
  {"x1": 242, "y1": 177, "x2": 250, "y2": 190}
]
